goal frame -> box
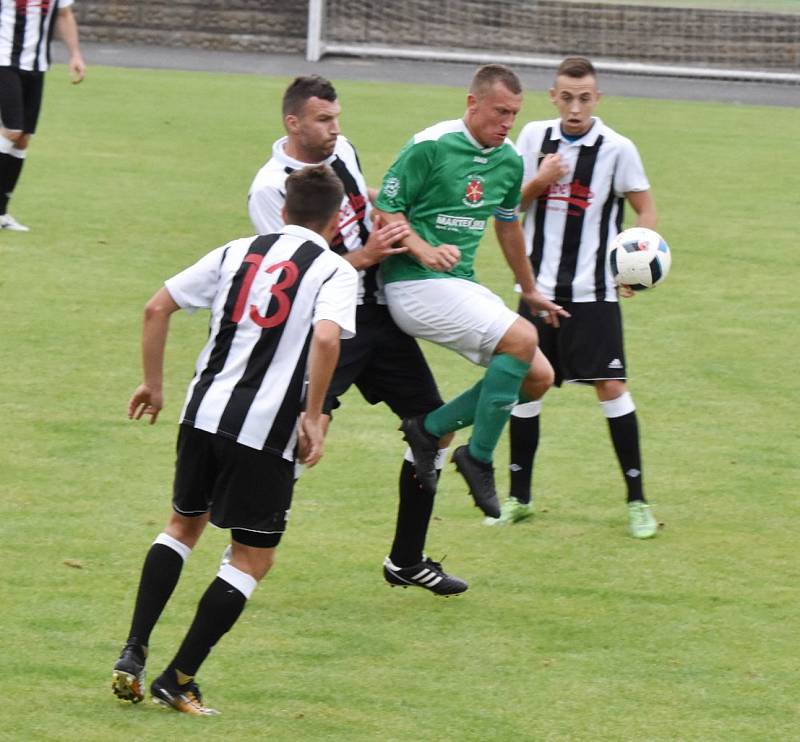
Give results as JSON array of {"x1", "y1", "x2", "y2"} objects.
[{"x1": 306, "y1": 0, "x2": 799, "y2": 84}]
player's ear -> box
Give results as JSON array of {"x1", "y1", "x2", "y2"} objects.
[
  {"x1": 548, "y1": 87, "x2": 557, "y2": 104},
  {"x1": 281, "y1": 206, "x2": 289, "y2": 224},
  {"x1": 284, "y1": 114, "x2": 298, "y2": 134}
]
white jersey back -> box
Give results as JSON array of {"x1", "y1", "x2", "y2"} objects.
[
  {"x1": 517, "y1": 117, "x2": 650, "y2": 303},
  {"x1": 248, "y1": 135, "x2": 380, "y2": 305},
  {"x1": 165, "y1": 225, "x2": 358, "y2": 460},
  {"x1": 0, "y1": 0, "x2": 72, "y2": 71}
]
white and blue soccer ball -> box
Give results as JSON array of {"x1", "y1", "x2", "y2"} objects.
[{"x1": 609, "y1": 227, "x2": 672, "y2": 291}]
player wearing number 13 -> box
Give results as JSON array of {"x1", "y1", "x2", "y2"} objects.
[{"x1": 111, "y1": 165, "x2": 357, "y2": 715}]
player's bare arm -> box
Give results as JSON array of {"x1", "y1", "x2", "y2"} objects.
[
  {"x1": 373, "y1": 208, "x2": 461, "y2": 271},
  {"x1": 520, "y1": 153, "x2": 570, "y2": 211},
  {"x1": 343, "y1": 213, "x2": 410, "y2": 270},
  {"x1": 128, "y1": 287, "x2": 180, "y2": 424},
  {"x1": 628, "y1": 189, "x2": 658, "y2": 230},
  {"x1": 617, "y1": 190, "x2": 658, "y2": 298},
  {"x1": 55, "y1": 7, "x2": 86, "y2": 84},
  {"x1": 494, "y1": 218, "x2": 570, "y2": 327},
  {"x1": 300, "y1": 319, "x2": 342, "y2": 467}
]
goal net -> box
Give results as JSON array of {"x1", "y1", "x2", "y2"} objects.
[{"x1": 306, "y1": 0, "x2": 800, "y2": 83}]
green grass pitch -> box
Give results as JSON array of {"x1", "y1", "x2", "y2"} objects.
[{"x1": 0, "y1": 64, "x2": 797, "y2": 740}]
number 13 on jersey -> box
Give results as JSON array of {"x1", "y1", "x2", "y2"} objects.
[{"x1": 231, "y1": 255, "x2": 299, "y2": 328}]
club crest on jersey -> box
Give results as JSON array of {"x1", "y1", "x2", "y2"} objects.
[{"x1": 463, "y1": 175, "x2": 485, "y2": 208}]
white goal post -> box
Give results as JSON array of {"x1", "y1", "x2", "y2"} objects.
[{"x1": 306, "y1": 0, "x2": 800, "y2": 84}]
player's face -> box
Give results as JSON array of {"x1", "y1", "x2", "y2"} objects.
[
  {"x1": 550, "y1": 75, "x2": 601, "y2": 136},
  {"x1": 288, "y1": 96, "x2": 342, "y2": 162},
  {"x1": 465, "y1": 82, "x2": 523, "y2": 148}
]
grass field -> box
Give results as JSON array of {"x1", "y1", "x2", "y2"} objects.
[{"x1": 0, "y1": 64, "x2": 798, "y2": 741}]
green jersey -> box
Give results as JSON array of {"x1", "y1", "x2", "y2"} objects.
[{"x1": 375, "y1": 118, "x2": 523, "y2": 284}]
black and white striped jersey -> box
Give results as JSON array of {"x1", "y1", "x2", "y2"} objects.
[
  {"x1": 0, "y1": 0, "x2": 71, "y2": 72},
  {"x1": 248, "y1": 135, "x2": 380, "y2": 305},
  {"x1": 517, "y1": 117, "x2": 650, "y2": 303},
  {"x1": 165, "y1": 225, "x2": 358, "y2": 460}
]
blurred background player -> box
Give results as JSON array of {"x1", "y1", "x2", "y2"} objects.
[
  {"x1": 111, "y1": 165, "x2": 358, "y2": 715},
  {"x1": 374, "y1": 63, "x2": 568, "y2": 520},
  {"x1": 0, "y1": 0, "x2": 85, "y2": 231},
  {"x1": 248, "y1": 75, "x2": 467, "y2": 596},
  {"x1": 500, "y1": 56, "x2": 659, "y2": 538}
]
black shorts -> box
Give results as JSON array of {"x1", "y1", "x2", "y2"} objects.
[
  {"x1": 518, "y1": 299, "x2": 627, "y2": 386},
  {"x1": 323, "y1": 303, "x2": 444, "y2": 418},
  {"x1": 0, "y1": 67, "x2": 44, "y2": 133},
  {"x1": 172, "y1": 424, "x2": 294, "y2": 548}
]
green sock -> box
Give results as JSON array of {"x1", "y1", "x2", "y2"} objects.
[
  {"x1": 424, "y1": 381, "x2": 483, "y2": 438},
  {"x1": 469, "y1": 354, "x2": 530, "y2": 463}
]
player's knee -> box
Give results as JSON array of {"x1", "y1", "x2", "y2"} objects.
[
  {"x1": 497, "y1": 318, "x2": 538, "y2": 363},
  {"x1": 165, "y1": 511, "x2": 208, "y2": 548},
  {"x1": 229, "y1": 540, "x2": 276, "y2": 582},
  {"x1": 525, "y1": 366, "x2": 554, "y2": 400},
  {"x1": 596, "y1": 379, "x2": 627, "y2": 401}
]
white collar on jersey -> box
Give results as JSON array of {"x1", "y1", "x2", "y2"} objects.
[
  {"x1": 550, "y1": 117, "x2": 604, "y2": 146},
  {"x1": 272, "y1": 135, "x2": 341, "y2": 168},
  {"x1": 281, "y1": 223, "x2": 331, "y2": 250},
  {"x1": 459, "y1": 119, "x2": 501, "y2": 155}
]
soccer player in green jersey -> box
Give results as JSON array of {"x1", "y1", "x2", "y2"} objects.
[{"x1": 374, "y1": 64, "x2": 568, "y2": 517}]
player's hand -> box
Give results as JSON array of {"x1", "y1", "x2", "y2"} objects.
[
  {"x1": 128, "y1": 384, "x2": 163, "y2": 424},
  {"x1": 298, "y1": 413, "x2": 325, "y2": 467},
  {"x1": 521, "y1": 289, "x2": 571, "y2": 328},
  {"x1": 538, "y1": 153, "x2": 570, "y2": 184},
  {"x1": 360, "y1": 214, "x2": 410, "y2": 265},
  {"x1": 69, "y1": 55, "x2": 86, "y2": 84},
  {"x1": 618, "y1": 284, "x2": 636, "y2": 299},
  {"x1": 414, "y1": 242, "x2": 461, "y2": 272}
]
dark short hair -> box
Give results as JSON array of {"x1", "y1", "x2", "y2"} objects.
[
  {"x1": 470, "y1": 64, "x2": 522, "y2": 97},
  {"x1": 556, "y1": 57, "x2": 597, "y2": 80},
  {"x1": 282, "y1": 75, "x2": 337, "y2": 117},
  {"x1": 284, "y1": 165, "x2": 343, "y2": 232}
]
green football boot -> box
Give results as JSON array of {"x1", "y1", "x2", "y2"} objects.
[{"x1": 628, "y1": 500, "x2": 658, "y2": 539}]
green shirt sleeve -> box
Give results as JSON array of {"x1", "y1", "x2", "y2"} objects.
[
  {"x1": 500, "y1": 155, "x2": 524, "y2": 211},
  {"x1": 375, "y1": 138, "x2": 437, "y2": 214}
]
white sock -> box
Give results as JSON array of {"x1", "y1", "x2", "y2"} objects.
[
  {"x1": 153, "y1": 532, "x2": 192, "y2": 563},
  {"x1": 218, "y1": 563, "x2": 257, "y2": 599},
  {"x1": 511, "y1": 400, "x2": 542, "y2": 418},
  {"x1": 600, "y1": 392, "x2": 636, "y2": 419}
]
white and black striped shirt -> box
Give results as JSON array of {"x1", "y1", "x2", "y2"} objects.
[
  {"x1": 517, "y1": 117, "x2": 650, "y2": 303},
  {"x1": 248, "y1": 135, "x2": 380, "y2": 305},
  {"x1": 0, "y1": 0, "x2": 72, "y2": 72},
  {"x1": 165, "y1": 225, "x2": 358, "y2": 460}
]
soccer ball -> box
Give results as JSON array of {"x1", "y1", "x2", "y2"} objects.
[{"x1": 608, "y1": 227, "x2": 672, "y2": 291}]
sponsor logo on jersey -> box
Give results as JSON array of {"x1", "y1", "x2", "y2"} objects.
[
  {"x1": 546, "y1": 178, "x2": 594, "y2": 216},
  {"x1": 473, "y1": 155, "x2": 488, "y2": 164},
  {"x1": 463, "y1": 175, "x2": 485, "y2": 208},
  {"x1": 382, "y1": 176, "x2": 400, "y2": 199},
  {"x1": 436, "y1": 213, "x2": 487, "y2": 232},
  {"x1": 607, "y1": 358, "x2": 623, "y2": 369}
]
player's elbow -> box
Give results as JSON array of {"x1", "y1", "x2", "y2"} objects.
[
  {"x1": 313, "y1": 319, "x2": 342, "y2": 350},
  {"x1": 143, "y1": 288, "x2": 178, "y2": 320}
]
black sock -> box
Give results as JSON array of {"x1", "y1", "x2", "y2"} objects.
[
  {"x1": 165, "y1": 577, "x2": 247, "y2": 681},
  {"x1": 508, "y1": 412, "x2": 540, "y2": 505},
  {"x1": 0, "y1": 152, "x2": 24, "y2": 214},
  {"x1": 389, "y1": 459, "x2": 436, "y2": 567},
  {"x1": 606, "y1": 411, "x2": 644, "y2": 503},
  {"x1": 127, "y1": 543, "x2": 185, "y2": 648}
]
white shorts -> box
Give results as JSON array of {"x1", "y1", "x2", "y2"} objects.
[{"x1": 384, "y1": 278, "x2": 519, "y2": 367}]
